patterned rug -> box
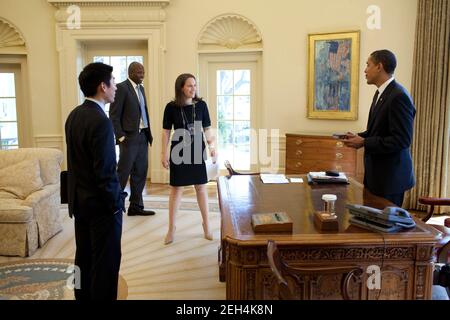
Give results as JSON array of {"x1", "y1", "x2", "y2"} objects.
[{"x1": 0, "y1": 259, "x2": 127, "y2": 300}]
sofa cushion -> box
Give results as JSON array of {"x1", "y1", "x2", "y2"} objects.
[
  {"x1": 0, "y1": 159, "x2": 44, "y2": 200},
  {"x1": 0, "y1": 199, "x2": 33, "y2": 223},
  {"x1": 0, "y1": 148, "x2": 63, "y2": 185},
  {"x1": 0, "y1": 190, "x2": 17, "y2": 199}
]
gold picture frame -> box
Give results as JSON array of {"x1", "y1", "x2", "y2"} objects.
[{"x1": 307, "y1": 31, "x2": 360, "y2": 120}]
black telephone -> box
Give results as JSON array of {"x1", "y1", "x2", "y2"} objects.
[{"x1": 346, "y1": 204, "x2": 416, "y2": 233}]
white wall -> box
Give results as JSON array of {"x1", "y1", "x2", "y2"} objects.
[
  {"x1": 0, "y1": 0, "x2": 61, "y2": 145},
  {"x1": 165, "y1": 0, "x2": 417, "y2": 135},
  {"x1": 0, "y1": 0, "x2": 418, "y2": 156}
]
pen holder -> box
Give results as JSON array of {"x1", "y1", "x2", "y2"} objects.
[
  {"x1": 314, "y1": 211, "x2": 339, "y2": 231},
  {"x1": 322, "y1": 194, "x2": 337, "y2": 216}
]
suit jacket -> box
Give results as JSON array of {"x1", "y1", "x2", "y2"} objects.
[
  {"x1": 65, "y1": 100, "x2": 125, "y2": 218},
  {"x1": 359, "y1": 80, "x2": 416, "y2": 195},
  {"x1": 109, "y1": 79, "x2": 153, "y2": 145}
]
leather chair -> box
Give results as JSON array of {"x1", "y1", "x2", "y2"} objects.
[
  {"x1": 224, "y1": 160, "x2": 259, "y2": 177},
  {"x1": 267, "y1": 240, "x2": 363, "y2": 300},
  {"x1": 418, "y1": 197, "x2": 450, "y2": 263}
]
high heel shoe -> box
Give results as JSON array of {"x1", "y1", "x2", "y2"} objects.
[
  {"x1": 202, "y1": 223, "x2": 213, "y2": 241},
  {"x1": 164, "y1": 227, "x2": 176, "y2": 245}
]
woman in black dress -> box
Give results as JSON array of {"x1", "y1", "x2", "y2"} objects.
[{"x1": 161, "y1": 73, "x2": 217, "y2": 244}]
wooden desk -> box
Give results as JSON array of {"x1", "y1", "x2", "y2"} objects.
[{"x1": 217, "y1": 175, "x2": 441, "y2": 300}]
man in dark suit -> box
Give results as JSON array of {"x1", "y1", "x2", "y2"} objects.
[
  {"x1": 344, "y1": 50, "x2": 416, "y2": 207},
  {"x1": 109, "y1": 62, "x2": 155, "y2": 216},
  {"x1": 65, "y1": 62, "x2": 127, "y2": 300}
]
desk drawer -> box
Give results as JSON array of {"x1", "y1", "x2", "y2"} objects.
[
  {"x1": 285, "y1": 134, "x2": 357, "y2": 175},
  {"x1": 286, "y1": 147, "x2": 355, "y2": 161},
  {"x1": 286, "y1": 159, "x2": 355, "y2": 174},
  {"x1": 286, "y1": 137, "x2": 346, "y2": 150}
]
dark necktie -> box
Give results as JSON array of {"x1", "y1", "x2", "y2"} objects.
[{"x1": 369, "y1": 90, "x2": 380, "y2": 119}]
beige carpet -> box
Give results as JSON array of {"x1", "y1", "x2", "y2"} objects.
[{"x1": 0, "y1": 196, "x2": 226, "y2": 300}]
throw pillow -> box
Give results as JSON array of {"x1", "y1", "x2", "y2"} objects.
[{"x1": 0, "y1": 158, "x2": 44, "y2": 199}]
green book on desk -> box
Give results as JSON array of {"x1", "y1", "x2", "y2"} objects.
[{"x1": 251, "y1": 212, "x2": 293, "y2": 233}]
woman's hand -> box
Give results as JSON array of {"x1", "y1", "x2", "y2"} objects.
[
  {"x1": 161, "y1": 153, "x2": 169, "y2": 169},
  {"x1": 210, "y1": 147, "x2": 217, "y2": 164}
]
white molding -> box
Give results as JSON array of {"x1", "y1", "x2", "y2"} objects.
[
  {"x1": 49, "y1": 0, "x2": 169, "y2": 28},
  {"x1": 54, "y1": 9, "x2": 167, "y2": 26},
  {"x1": 198, "y1": 13, "x2": 263, "y2": 51},
  {"x1": 34, "y1": 135, "x2": 64, "y2": 150},
  {"x1": 34, "y1": 135, "x2": 65, "y2": 168},
  {"x1": 197, "y1": 48, "x2": 264, "y2": 54},
  {"x1": 48, "y1": 0, "x2": 169, "y2": 8},
  {"x1": 0, "y1": 56, "x2": 33, "y2": 148},
  {"x1": 53, "y1": 4, "x2": 167, "y2": 182},
  {"x1": 0, "y1": 19, "x2": 26, "y2": 52}
]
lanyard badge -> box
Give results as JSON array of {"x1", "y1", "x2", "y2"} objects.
[{"x1": 181, "y1": 103, "x2": 196, "y2": 136}]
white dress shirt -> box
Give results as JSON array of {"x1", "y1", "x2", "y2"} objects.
[
  {"x1": 85, "y1": 97, "x2": 106, "y2": 114},
  {"x1": 376, "y1": 77, "x2": 395, "y2": 104}
]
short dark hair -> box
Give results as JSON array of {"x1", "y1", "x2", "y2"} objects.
[
  {"x1": 370, "y1": 50, "x2": 397, "y2": 75},
  {"x1": 78, "y1": 62, "x2": 113, "y2": 97},
  {"x1": 174, "y1": 73, "x2": 202, "y2": 107},
  {"x1": 128, "y1": 61, "x2": 143, "y2": 75}
]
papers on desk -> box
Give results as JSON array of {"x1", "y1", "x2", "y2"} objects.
[
  {"x1": 307, "y1": 172, "x2": 349, "y2": 184},
  {"x1": 290, "y1": 177, "x2": 304, "y2": 183},
  {"x1": 260, "y1": 174, "x2": 289, "y2": 184}
]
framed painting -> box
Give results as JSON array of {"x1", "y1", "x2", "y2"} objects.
[{"x1": 307, "y1": 31, "x2": 360, "y2": 120}]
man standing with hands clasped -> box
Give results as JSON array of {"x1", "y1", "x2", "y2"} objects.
[
  {"x1": 342, "y1": 50, "x2": 416, "y2": 207},
  {"x1": 110, "y1": 62, "x2": 156, "y2": 216}
]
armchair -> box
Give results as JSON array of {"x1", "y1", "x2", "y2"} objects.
[{"x1": 418, "y1": 197, "x2": 450, "y2": 264}]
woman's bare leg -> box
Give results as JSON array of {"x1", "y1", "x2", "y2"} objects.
[
  {"x1": 165, "y1": 186, "x2": 184, "y2": 244},
  {"x1": 195, "y1": 184, "x2": 212, "y2": 240}
]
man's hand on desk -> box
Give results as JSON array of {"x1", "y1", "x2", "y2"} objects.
[{"x1": 342, "y1": 132, "x2": 364, "y2": 149}]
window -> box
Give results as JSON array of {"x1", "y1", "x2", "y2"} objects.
[
  {"x1": 217, "y1": 69, "x2": 251, "y2": 170},
  {"x1": 93, "y1": 55, "x2": 144, "y2": 116},
  {"x1": 0, "y1": 72, "x2": 18, "y2": 150}
]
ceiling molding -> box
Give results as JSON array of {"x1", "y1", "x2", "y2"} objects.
[{"x1": 48, "y1": 0, "x2": 169, "y2": 8}]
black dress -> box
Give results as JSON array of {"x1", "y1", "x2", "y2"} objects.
[{"x1": 162, "y1": 100, "x2": 211, "y2": 186}]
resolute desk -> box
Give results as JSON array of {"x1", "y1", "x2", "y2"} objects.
[{"x1": 217, "y1": 175, "x2": 441, "y2": 300}]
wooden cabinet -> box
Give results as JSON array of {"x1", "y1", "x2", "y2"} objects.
[{"x1": 285, "y1": 133, "x2": 358, "y2": 177}]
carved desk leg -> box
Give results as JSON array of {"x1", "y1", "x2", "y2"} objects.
[
  {"x1": 414, "y1": 245, "x2": 435, "y2": 300},
  {"x1": 218, "y1": 241, "x2": 226, "y2": 282}
]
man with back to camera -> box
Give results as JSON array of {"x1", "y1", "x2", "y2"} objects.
[
  {"x1": 109, "y1": 62, "x2": 155, "y2": 216},
  {"x1": 65, "y1": 62, "x2": 127, "y2": 300},
  {"x1": 343, "y1": 50, "x2": 416, "y2": 207}
]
